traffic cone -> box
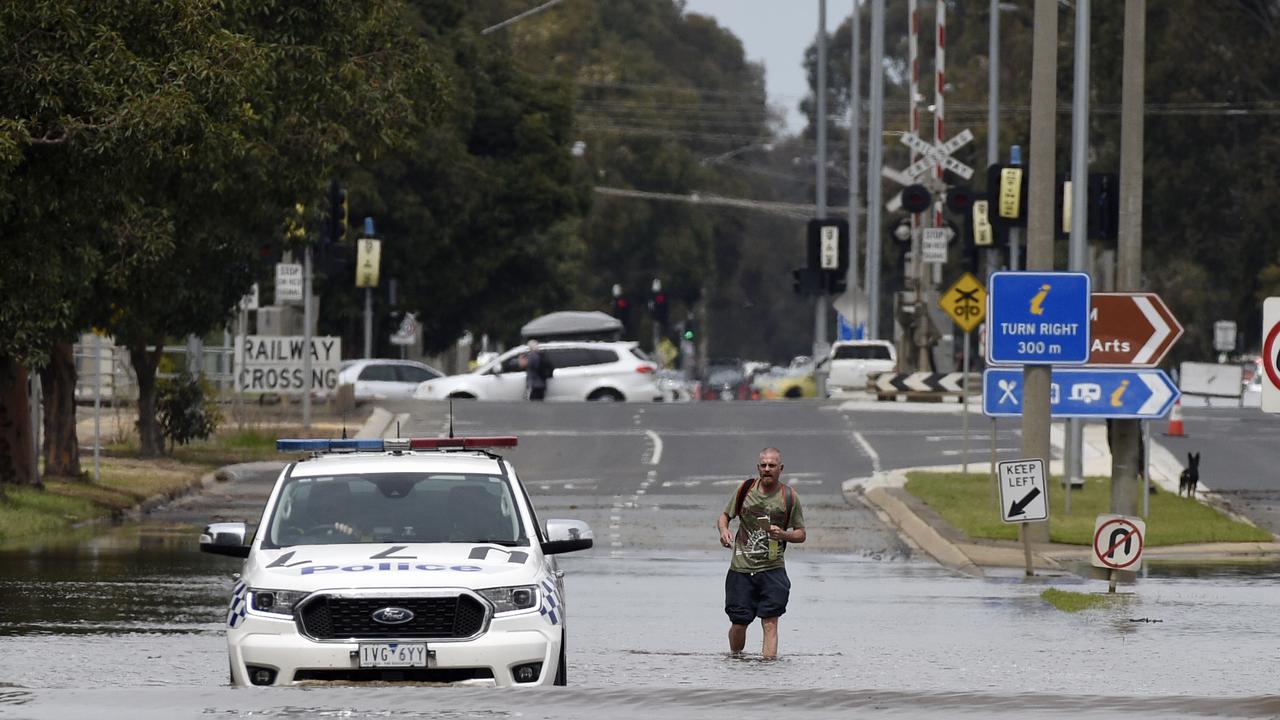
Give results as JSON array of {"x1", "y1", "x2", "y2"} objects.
[{"x1": 1166, "y1": 399, "x2": 1185, "y2": 437}]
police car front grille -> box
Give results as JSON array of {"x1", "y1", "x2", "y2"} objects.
[{"x1": 298, "y1": 595, "x2": 488, "y2": 640}]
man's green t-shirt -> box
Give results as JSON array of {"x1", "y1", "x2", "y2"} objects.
[{"x1": 723, "y1": 480, "x2": 805, "y2": 573}]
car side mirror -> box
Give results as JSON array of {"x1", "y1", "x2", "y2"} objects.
[
  {"x1": 542, "y1": 518, "x2": 594, "y2": 555},
  {"x1": 199, "y1": 521, "x2": 251, "y2": 558}
]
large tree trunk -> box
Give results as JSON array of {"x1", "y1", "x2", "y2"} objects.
[
  {"x1": 130, "y1": 342, "x2": 164, "y2": 458},
  {"x1": 41, "y1": 341, "x2": 81, "y2": 478},
  {"x1": 0, "y1": 356, "x2": 40, "y2": 488}
]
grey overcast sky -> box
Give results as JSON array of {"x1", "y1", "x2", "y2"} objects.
[{"x1": 681, "y1": 0, "x2": 850, "y2": 134}]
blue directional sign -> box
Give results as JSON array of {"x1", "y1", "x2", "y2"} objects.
[
  {"x1": 987, "y1": 271, "x2": 1091, "y2": 364},
  {"x1": 983, "y1": 368, "x2": 1181, "y2": 419}
]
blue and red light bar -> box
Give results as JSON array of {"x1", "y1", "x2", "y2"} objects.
[{"x1": 277, "y1": 436, "x2": 518, "y2": 453}]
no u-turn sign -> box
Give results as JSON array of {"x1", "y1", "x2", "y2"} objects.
[{"x1": 1091, "y1": 514, "x2": 1146, "y2": 571}]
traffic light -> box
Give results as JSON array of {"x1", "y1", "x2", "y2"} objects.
[
  {"x1": 901, "y1": 184, "x2": 933, "y2": 214},
  {"x1": 328, "y1": 180, "x2": 348, "y2": 243},
  {"x1": 683, "y1": 317, "x2": 697, "y2": 342},
  {"x1": 612, "y1": 295, "x2": 631, "y2": 324},
  {"x1": 945, "y1": 186, "x2": 974, "y2": 215},
  {"x1": 652, "y1": 292, "x2": 669, "y2": 325},
  {"x1": 792, "y1": 268, "x2": 822, "y2": 295}
]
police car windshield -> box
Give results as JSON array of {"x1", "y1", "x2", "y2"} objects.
[{"x1": 263, "y1": 472, "x2": 527, "y2": 548}]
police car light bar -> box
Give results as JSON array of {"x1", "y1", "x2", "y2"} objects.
[
  {"x1": 409, "y1": 436, "x2": 518, "y2": 449},
  {"x1": 277, "y1": 436, "x2": 518, "y2": 453}
]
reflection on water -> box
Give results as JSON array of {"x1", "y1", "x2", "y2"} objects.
[{"x1": 2, "y1": 526, "x2": 1279, "y2": 719}]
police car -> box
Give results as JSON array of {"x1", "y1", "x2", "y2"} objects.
[{"x1": 199, "y1": 435, "x2": 593, "y2": 687}]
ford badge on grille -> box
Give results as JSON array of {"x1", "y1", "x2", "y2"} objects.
[{"x1": 371, "y1": 607, "x2": 415, "y2": 625}]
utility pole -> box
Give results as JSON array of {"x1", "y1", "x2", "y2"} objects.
[
  {"x1": 987, "y1": 0, "x2": 1000, "y2": 279},
  {"x1": 302, "y1": 244, "x2": 313, "y2": 429},
  {"x1": 1112, "y1": 0, "x2": 1146, "y2": 516},
  {"x1": 814, "y1": 0, "x2": 830, "y2": 393},
  {"x1": 1021, "y1": 0, "x2": 1059, "y2": 548},
  {"x1": 363, "y1": 217, "x2": 376, "y2": 359},
  {"x1": 847, "y1": 0, "x2": 862, "y2": 334},
  {"x1": 865, "y1": 0, "x2": 885, "y2": 340},
  {"x1": 1066, "y1": 0, "x2": 1092, "y2": 509}
]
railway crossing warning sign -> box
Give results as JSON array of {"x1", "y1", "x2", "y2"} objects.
[
  {"x1": 940, "y1": 272, "x2": 987, "y2": 333},
  {"x1": 1091, "y1": 514, "x2": 1146, "y2": 571}
]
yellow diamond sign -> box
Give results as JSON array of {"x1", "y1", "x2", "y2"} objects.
[{"x1": 939, "y1": 272, "x2": 987, "y2": 333}]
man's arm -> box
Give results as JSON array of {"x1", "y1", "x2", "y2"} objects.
[
  {"x1": 717, "y1": 513, "x2": 734, "y2": 548},
  {"x1": 766, "y1": 525, "x2": 805, "y2": 544}
]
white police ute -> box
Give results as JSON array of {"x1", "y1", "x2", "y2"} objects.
[{"x1": 199, "y1": 435, "x2": 593, "y2": 687}]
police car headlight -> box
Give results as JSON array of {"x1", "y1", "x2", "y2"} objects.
[
  {"x1": 250, "y1": 588, "x2": 309, "y2": 617},
  {"x1": 478, "y1": 585, "x2": 538, "y2": 614}
]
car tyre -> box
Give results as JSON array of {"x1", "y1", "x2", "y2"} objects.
[
  {"x1": 588, "y1": 388, "x2": 624, "y2": 402},
  {"x1": 554, "y1": 633, "x2": 567, "y2": 686},
  {"x1": 447, "y1": 392, "x2": 477, "y2": 400},
  {"x1": 784, "y1": 387, "x2": 803, "y2": 399}
]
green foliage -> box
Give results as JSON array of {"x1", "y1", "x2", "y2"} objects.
[
  {"x1": 1040, "y1": 588, "x2": 1126, "y2": 613},
  {"x1": 905, "y1": 471, "x2": 1273, "y2": 546},
  {"x1": 156, "y1": 372, "x2": 221, "y2": 452}
]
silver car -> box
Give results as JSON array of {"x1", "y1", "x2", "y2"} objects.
[{"x1": 338, "y1": 359, "x2": 444, "y2": 402}]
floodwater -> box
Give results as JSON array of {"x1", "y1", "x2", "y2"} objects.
[{"x1": 2, "y1": 524, "x2": 1279, "y2": 719}]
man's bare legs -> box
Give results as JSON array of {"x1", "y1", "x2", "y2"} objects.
[
  {"x1": 761, "y1": 616, "x2": 779, "y2": 658},
  {"x1": 728, "y1": 623, "x2": 747, "y2": 654}
]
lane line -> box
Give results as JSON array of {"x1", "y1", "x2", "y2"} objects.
[
  {"x1": 645, "y1": 430, "x2": 663, "y2": 465},
  {"x1": 853, "y1": 431, "x2": 882, "y2": 473}
]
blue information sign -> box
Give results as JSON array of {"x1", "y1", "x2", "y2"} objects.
[
  {"x1": 987, "y1": 272, "x2": 1091, "y2": 364},
  {"x1": 983, "y1": 368, "x2": 1181, "y2": 419}
]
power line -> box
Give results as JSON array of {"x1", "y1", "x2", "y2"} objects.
[{"x1": 593, "y1": 185, "x2": 856, "y2": 220}]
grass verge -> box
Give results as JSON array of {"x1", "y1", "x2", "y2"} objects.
[
  {"x1": 1040, "y1": 588, "x2": 1126, "y2": 612},
  {"x1": 904, "y1": 471, "x2": 1274, "y2": 545},
  {"x1": 1, "y1": 421, "x2": 337, "y2": 549}
]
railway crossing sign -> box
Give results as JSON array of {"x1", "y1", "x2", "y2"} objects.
[
  {"x1": 997, "y1": 458, "x2": 1048, "y2": 524},
  {"x1": 899, "y1": 129, "x2": 975, "y2": 181},
  {"x1": 987, "y1": 271, "x2": 1091, "y2": 364},
  {"x1": 939, "y1": 272, "x2": 986, "y2": 333},
  {"x1": 1091, "y1": 514, "x2": 1146, "y2": 571},
  {"x1": 881, "y1": 128, "x2": 975, "y2": 211}
]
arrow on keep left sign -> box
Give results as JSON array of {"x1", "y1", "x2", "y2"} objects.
[{"x1": 1008, "y1": 487, "x2": 1042, "y2": 518}]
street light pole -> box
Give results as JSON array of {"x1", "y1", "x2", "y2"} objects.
[
  {"x1": 865, "y1": 0, "x2": 885, "y2": 340},
  {"x1": 814, "y1": 0, "x2": 830, "y2": 394}
]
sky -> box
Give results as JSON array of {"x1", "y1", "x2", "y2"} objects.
[{"x1": 681, "y1": 0, "x2": 851, "y2": 134}]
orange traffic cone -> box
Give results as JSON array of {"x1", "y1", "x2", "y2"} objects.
[{"x1": 1166, "y1": 398, "x2": 1185, "y2": 437}]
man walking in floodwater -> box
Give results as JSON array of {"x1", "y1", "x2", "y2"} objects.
[{"x1": 716, "y1": 446, "x2": 806, "y2": 658}]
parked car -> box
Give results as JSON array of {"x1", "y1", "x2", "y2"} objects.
[
  {"x1": 413, "y1": 341, "x2": 662, "y2": 402},
  {"x1": 199, "y1": 435, "x2": 592, "y2": 687},
  {"x1": 753, "y1": 364, "x2": 818, "y2": 399},
  {"x1": 826, "y1": 340, "x2": 897, "y2": 395},
  {"x1": 337, "y1": 359, "x2": 444, "y2": 402},
  {"x1": 699, "y1": 360, "x2": 754, "y2": 401}
]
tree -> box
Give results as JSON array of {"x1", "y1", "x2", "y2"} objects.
[{"x1": 0, "y1": 0, "x2": 450, "y2": 473}]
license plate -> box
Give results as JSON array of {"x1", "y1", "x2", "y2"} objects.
[{"x1": 358, "y1": 643, "x2": 429, "y2": 668}]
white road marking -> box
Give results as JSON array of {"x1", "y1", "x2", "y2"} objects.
[
  {"x1": 645, "y1": 430, "x2": 663, "y2": 465},
  {"x1": 853, "y1": 431, "x2": 882, "y2": 473}
]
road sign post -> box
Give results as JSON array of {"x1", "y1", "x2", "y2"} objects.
[
  {"x1": 940, "y1": 273, "x2": 987, "y2": 474},
  {"x1": 998, "y1": 458, "x2": 1048, "y2": 577},
  {"x1": 1091, "y1": 514, "x2": 1146, "y2": 592}
]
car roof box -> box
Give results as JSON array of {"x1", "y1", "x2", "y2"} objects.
[{"x1": 520, "y1": 311, "x2": 624, "y2": 342}]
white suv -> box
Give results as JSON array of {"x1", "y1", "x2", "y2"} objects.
[
  {"x1": 199, "y1": 436, "x2": 593, "y2": 687},
  {"x1": 413, "y1": 341, "x2": 661, "y2": 402},
  {"x1": 826, "y1": 340, "x2": 897, "y2": 395}
]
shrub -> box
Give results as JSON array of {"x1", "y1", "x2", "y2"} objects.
[{"x1": 156, "y1": 371, "x2": 221, "y2": 453}]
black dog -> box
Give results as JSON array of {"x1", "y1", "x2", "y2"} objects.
[{"x1": 1179, "y1": 452, "x2": 1200, "y2": 497}]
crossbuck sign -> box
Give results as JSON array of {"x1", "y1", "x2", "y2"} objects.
[{"x1": 899, "y1": 128, "x2": 974, "y2": 181}]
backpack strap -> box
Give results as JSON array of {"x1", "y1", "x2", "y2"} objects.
[
  {"x1": 732, "y1": 478, "x2": 755, "y2": 519},
  {"x1": 782, "y1": 484, "x2": 795, "y2": 529}
]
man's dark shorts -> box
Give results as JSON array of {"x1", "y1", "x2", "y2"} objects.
[{"x1": 724, "y1": 568, "x2": 790, "y2": 624}]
